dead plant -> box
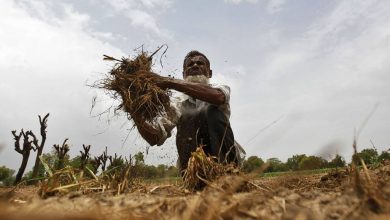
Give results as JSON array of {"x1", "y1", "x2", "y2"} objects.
[
  {"x1": 183, "y1": 146, "x2": 239, "y2": 190},
  {"x1": 97, "y1": 46, "x2": 171, "y2": 123}
]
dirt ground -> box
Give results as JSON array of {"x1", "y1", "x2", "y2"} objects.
[{"x1": 1, "y1": 165, "x2": 390, "y2": 220}]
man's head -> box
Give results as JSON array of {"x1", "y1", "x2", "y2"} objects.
[{"x1": 183, "y1": 50, "x2": 212, "y2": 84}]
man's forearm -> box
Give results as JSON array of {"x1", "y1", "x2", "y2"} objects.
[
  {"x1": 133, "y1": 117, "x2": 160, "y2": 146},
  {"x1": 164, "y1": 79, "x2": 225, "y2": 105}
]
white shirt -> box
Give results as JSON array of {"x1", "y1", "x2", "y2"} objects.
[{"x1": 154, "y1": 84, "x2": 231, "y2": 146}]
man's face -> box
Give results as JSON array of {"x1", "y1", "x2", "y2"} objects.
[{"x1": 183, "y1": 55, "x2": 211, "y2": 79}]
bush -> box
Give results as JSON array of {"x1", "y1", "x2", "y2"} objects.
[
  {"x1": 357, "y1": 148, "x2": 379, "y2": 165},
  {"x1": 298, "y1": 156, "x2": 327, "y2": 170},
  {"x1": 286, "y1": 154, "x2": 307, "y2": 171},
  {"x1": 242, "y1": 156, "x2": 264, "y2": 173},
  {"x1": 0, "y1": 165, "x2": 15, "y2": 186},
  {"x1": 328, "y1": 154, "x2": 346, "y2": 168}
]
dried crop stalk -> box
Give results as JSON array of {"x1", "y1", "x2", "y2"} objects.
[
  {"x1": 183, "y1": 146, "x2": 239, "y2": 190},
  {"x1": 99, "y1": 46, "x2": 171, "y2": 123}
]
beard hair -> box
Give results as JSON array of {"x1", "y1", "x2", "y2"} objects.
[{"x1": 184, "y1": 75, "x2": 210, "y2": 84}]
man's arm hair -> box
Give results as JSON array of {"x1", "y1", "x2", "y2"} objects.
[{"x1": 159, "y1": 78, "x2": 225, "y2": 105}]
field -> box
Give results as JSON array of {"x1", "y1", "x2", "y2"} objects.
[{"x1": 1, "y1": 164, "x2": 390, "y2": 220}]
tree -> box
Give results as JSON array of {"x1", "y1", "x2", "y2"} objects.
[
  {"x1": 80, "y1": 144, "x2": 91, "y2": 170},
  {"x1": 97, "y1": 147, "x2": 109, "y2": 172},
  {"x1": 23, "y1": 152, "x2": 57, "y2": 182},
  {"x1": 53, "y1": 138, "x2": 70, "y2": 169},
  {"x1": 242, "y1": 156, "x2": 264, "y2": 173},
  {"x1": 107, "y1": 153, "x2": 124, "y2": 170},
  {"x1": 328, "y1": 154, "x2": 346, "y2": 168},
  {"x1": 286, "y1": 154, "x2": 307, "y2": 171},
  {"x1": 298, "y1": 156, "x2": 327, "y2": 170},
  {"x1": 378, "y1": 149, "x2": 390, "y2": 162},
  {"x1": 31, "y1": 113, "x2": 49, "y2": 179},
  {"x1": 156, "y1": 164, "x2": 168, "y2": 178},
  {"x1": 358, "y1": 148, "x2": 379, "y2": 165},
  {"x1": 69, "y1": 156, "x2": 82, "y2": 169},
  {"x1": 266, "y1": 158, "x2": 287, "y2": 172},
  {"x1": 166, "y1": 165, "x2": 179, "y2": 177},
  {"x1": 134, "y1": 152, "x2": 145, "y2": 165},
  {"x1": 12, "y1": 130, "x2": 36, "y2": 184},
  {"x1": 0, "y1": 166, "x2": 15, "y2": 186}
]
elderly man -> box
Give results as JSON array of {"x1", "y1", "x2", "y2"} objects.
[{"x1": 133, "y1": 50, "x2": 243, "y2": 173}]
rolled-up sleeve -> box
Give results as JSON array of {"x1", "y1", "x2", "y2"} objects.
[
  {"x1": 212, "y1": 84, "x2": 230, "y2": 104},
  {"x1": 154, "y1": 97, "x2": 181, "y2": 146}
]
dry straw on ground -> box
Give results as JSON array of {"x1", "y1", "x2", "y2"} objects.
[
  {"x1": 37, "y1": 156, "x2": 134, "y2": 198},
  {"x1": 98, "y1": 46, "x2": 171, "y2": 123},
  {"x1": 183, "y1": 146, "x2": 240, "y2": 190}
]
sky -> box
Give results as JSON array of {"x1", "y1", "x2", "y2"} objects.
[{"x1": 1, "y1": 0, "x2": 390, "y2": 170}]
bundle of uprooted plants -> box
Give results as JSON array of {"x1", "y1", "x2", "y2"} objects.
[
  {"x1": 98, "y1": 47, "x2": 171, "y2": 122},
  {"x1": 38, "y1": 158, "x2": 134, "y2": 198},
  {"x1": 183, "y1": 146, "x2": 240, "y2": 190}
]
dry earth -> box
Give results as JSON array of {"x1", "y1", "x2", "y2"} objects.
[{"x1": 1, "y1": 165, "x2": 390, "y2": 220}]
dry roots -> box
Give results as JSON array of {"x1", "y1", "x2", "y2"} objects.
[
  {"x1": 183, "y1": 146, "x2": 240, "y2": 190},
  {"x1": 99, "y1": 51, "x2": 170, "y2": 122}
]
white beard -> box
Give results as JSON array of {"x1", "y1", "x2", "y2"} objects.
[{"x1": 184, "y1": 75, "x2": 210, "y2": 84}]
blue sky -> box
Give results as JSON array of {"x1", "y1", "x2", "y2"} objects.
[{"x1": 1, "y1": 0, "x2": 390, "y2": 170}]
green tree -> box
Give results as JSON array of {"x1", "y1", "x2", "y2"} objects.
[
  {"x1": 156, "y1": 164, "x2": 167, "y2": 178},
  {"x1": 378, "y1": 150, "x2": 390, "y2": 162},
  {"x1": 69, "y1": 156, "x2": 82, "y2": 169},
  {"x1": 22, "y1": 152, "x2": 58, "y2": 183},
  {"x1": 286, "y1": 154, "x2": 307, "y2": 171},
  {"x1": 242, "y1": 156, "x2": 264, "y2": 173},
  {"x1": 298, "y1": 156, "x2": 327, "y2": 170},
  {"x1": 166, "y1": 165, "x2": 179, "y2": 177},
  {"x1": 134, "y1": 152, "x2": 145, "y2": 165},
  {"x1": 0, "y1": 166, "x2": 15, "y2": 186},
  {"x1": 328, "y1": 154, "x2": 346, "y2": 168},
  {"x1": 358, "y1": 148, "x2": 379, "y2": 165},
  {"x1": 266, "y1": 158, "x2": 287, "y2": 172}
]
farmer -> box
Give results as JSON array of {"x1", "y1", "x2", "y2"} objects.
[{"x1": 133, "y1": 50, "x2": 244, "y2": 173}]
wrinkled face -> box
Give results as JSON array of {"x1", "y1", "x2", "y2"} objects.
[{"x1": 183, "y1": 55, "x2": 211, "y2": 79}]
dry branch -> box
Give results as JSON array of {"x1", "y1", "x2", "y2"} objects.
[
  {"x1": 54, "y1": 138, "x2": 70, "y2": 170},
  {"x1": 31, "y1": 113, "x2": 49, "y2": 179},
  {"x1": 12, "y1": 129, "x2": 36, "y2": 184},
  {"x1": 98, "y1": 147, "x2": 109, "y2": 172},
  {"x1": 80, "y1": 144, "x2": 91, "y2": 170}
]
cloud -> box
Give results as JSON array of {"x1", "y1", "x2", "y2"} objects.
[
  {"x1": 266, "y1": 0, "x2": 285, "y2": 14},
  {"x1": 224, "y1": 0, "x2": 285, "y2": 14},
  {"x1": 126, "y1": 9, "x2": 171, "y2": 38},
  {"x1": 240, "y1": 0, "x2": 390, "y2": 159},
  {"x1": 0, "y1": 0, "x2": 130, "y2": 169},
  {"x1": 105, "y1": 0, "x2": 172, "y2": 10},
  {"x1": 224, "y1": 0, "x2": 258, "y2": 4},
  {"x1": 103, "y1": 0, "x2": 172, "y2": 38}
]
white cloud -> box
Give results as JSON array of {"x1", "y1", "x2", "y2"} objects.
[
  {"x1": 266, "y1": 0, "x2": 285, "y2": 14},
  {"x1": 224, "y1": 0, "x2": 258, "y2": 4},
  {"x1": 240, "y1": 0, "x2": 390, "y2": 159},
  {"x1": 104, "y1": 0, "x2": 172, "y2": 10},
  {"x1": 0, "y1": 0, "x2": 133, "y2": 169},
  {"x1": 103, "y1": 0, "x2": 172, "y2": 38},
  {"x1": 224, "y1": 0, "x2": 285, "y2": 14},
  {"x1": 126, "y1": 9, "x2": 171, "y2": 38}
]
